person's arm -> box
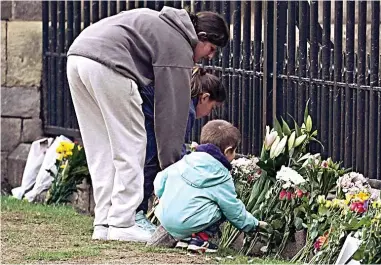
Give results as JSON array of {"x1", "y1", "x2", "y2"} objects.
[
  {"x1": 153, "y1": 66, "x2": 192, "y2": 169},
  {"x1": 213, "y1": 178, "x2": 259, "y2": 233},
  {"x1": 181, "y1": 100, "x2": 197, "y2": 157}
]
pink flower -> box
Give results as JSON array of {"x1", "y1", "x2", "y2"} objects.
[
  {"x1": 350, "y1": 202, "x2": 367, "y2": 214},
  {"x1": 296, "y1": 189, "x2": 304, "y2": 198},
  {"x1": 314, "y1": 235, "x2": 328, "y2": 251},
  {"x1": 321, "y1": 160, "x2": 328, "y2": 168},
  {"x1": 287, "y1": 191, "x2": 293, "y2": 201},
  {"x1": 279, "y1": 190, "x2": 287, "y2": 200}
]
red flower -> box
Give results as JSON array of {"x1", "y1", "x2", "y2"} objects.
[
  {"x1": 287, "y1": 191, "x2": 292, "y2": 201},
  {"x1": 350, "y1": 202, "x2": 367, "y2": 214},
  {"x1": 314, "y1": 235, "x2": 328, "y2": 251},
  {"x1": 296, "y1": 189, "x2": 304, "y2": 198},
  {"x1": 256, "y1": 169, "x2": 262, "y2": 175},
  {"x1": 279, "y1": 190, "x2": 287, "y2": 200}
]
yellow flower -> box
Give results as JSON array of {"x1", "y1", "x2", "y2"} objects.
[
  {"x1": 60, "y1": 164, "x2": 67, "y2": 169},
  {"x1": 344, "y1": 194, "x2": 352, "y2": 205},
  {"x1": 372, "y1": 200, "x2": 381, "y2": 209},
  {"x1": 371, "y1": 215, "x2": 380, "y2": 224},
  {"x1": 332, "y1": 199, "x2": 340, "y2": 209},
  {"x1": 56, "y1": 145, "x2": 64, "y2": 154},
  {"x1": 58, "y1": 141, "x2": 75, "y2": 154},
  {"x1": 354, "y1": 191, "x2": 370, "y2": 202},
  {"x1": 317, "y1": 195, "x2": 326, "y2": 205},
  {"x1": 325, "y1": 200, "x2": 332, "y2": 208},
  {"x1": 64, "y1": 151, "x2": 73, "y2": 158},
  {"x1": 338, "y1": 200, "x2": 347, "y2": 209}
]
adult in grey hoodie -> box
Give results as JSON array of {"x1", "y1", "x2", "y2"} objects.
[{"x1": 66, "y1": 6, "x2": 229, "y2": 242}]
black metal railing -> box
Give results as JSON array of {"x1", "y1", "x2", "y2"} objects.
[{"x1": 42, "y1": 1, "x2": 381, "y2": 179}]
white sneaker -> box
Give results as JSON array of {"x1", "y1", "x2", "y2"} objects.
[
  {"x1": 107, "y1": 225, "x2": 152, "y2": 242},
  {"x1": 92, "y1": 225, "x2": 108, "y2": 240}
]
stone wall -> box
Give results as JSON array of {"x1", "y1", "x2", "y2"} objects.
[{"x1": 1, "y1": 1, "x2": 43, "y2": 192}]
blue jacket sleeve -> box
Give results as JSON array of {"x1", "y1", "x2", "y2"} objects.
[
  {"x1": 181, "y1": 98, "x2": 197, "y2": 157},
  {"x1": 213, "y1": 178, "x2": 259, "y2": 233},
  {"x1": 153, "y1": 168, "x2": 169, "y2": 198}
]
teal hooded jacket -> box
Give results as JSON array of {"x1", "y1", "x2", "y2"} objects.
[{"x1": 154, "y1": 145, "x2": 259, "y2": 239}]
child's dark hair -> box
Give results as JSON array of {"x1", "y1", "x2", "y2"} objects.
[
  {"x1": 200, "y1": 120, "x2": 241, "y2": 152},
  {"x1": 191, "y1": 67, "x2": 226, "y2": 102},
  {"x1": 189, "y1": 11, "x2": 229, "y2": 47}
]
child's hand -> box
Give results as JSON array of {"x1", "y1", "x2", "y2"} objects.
[
  {"x1": 258, "y1": 221, "x2": 268, "y2": 229},
  {"x1": 257, "y1": 221, "x2": 273, "y2": 234},
  {"x1": 190, "y1": 142, "x2": 199, "y2": 152}
]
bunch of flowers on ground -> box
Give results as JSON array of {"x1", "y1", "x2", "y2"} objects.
[
  {"x1": 337, "y1": 172, "x2": 372, "y2": 197},
  {"x1": 220, "y1": 102, "x2": 337, "y2": 254},
  {"x1": 302, "y1": 187, "x2": 381, "y2": 264},
  {"x1": 45, "y1": 141, "x2": 90, "y2": 205}
]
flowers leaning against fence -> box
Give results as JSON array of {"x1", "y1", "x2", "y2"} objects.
[
  {"x1": 220, "y1": 102, "x2": 321, "y2": 251},
  {"x1": 290, "y1": 173, "x2": 381, "y2": 264},
  {"x1": 45, "y1": 141, "x2": 90, "y2": 205}
]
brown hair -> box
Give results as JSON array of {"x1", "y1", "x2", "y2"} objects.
[
  {"x1": 189, "y1": 11, "x2": 229, "y2": 47},
  {"x1": 191, "y1": 67, "x2": 226, "y2": 102},
  {"x1": 200, "y1": 120, "x2": 241, "y2": 152}
]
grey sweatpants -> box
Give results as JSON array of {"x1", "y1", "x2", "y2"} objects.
[{"x1": 66, "y1": 55, "x2": 146, "y2": 228}]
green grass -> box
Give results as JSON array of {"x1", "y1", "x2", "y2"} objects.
[
  {"x1": 1, "y1": 196, "x2": 289, "y2": 264},
  {"x1": 25, "y1": 248, "x2": 99, "y2": 261}
]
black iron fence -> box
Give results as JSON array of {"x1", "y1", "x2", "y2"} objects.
[{"x1": 42, "y1": 1, "x2": 381, "y2": 179}]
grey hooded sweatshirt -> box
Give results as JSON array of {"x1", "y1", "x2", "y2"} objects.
[{"x1": 67, "y1": 7, "x2": 198, "y2": 169}]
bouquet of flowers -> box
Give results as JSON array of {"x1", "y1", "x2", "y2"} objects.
[
  {"x1": 219, "y1": 156, "x2": 261, "y2": 247},
  {"x1": 292, "y1": 172, "x2": 380, "y2": 264},
  {"x1": 308, "y1": 190, "x2": 381, "y2": 264},
  {"x1": 337, "y1": 172, "x2": 372, "y2": 196},
  {"x1": 46, "y1": 141, "x2": 90, "y2": 205}
]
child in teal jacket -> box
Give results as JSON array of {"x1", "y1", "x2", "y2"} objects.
[{"x1": 151, "y1": 120, "x2": 267, "y2": 253}]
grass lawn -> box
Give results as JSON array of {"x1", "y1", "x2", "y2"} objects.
[{"x1": 1, "y1": 196, "x2": 289, "y2": 264}]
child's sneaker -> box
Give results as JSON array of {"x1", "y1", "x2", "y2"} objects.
[
  {"x1": 175, "y1": 239, "x2": 190, "y2": 249},
  {"x1": 187, "y1": 232, "x2": 218, "y2": 253},
  {"x1": 146, "y1": 225, "x2": 177, "y2": 248}
]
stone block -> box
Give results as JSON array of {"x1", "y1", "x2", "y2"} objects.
[
  {"x1": 281, "y1": 229, "x2": 307, "y2": 259},
  {"x1": 1, "y1": 87, "x2": 40, "y2": 118},
  {"x1": 22, "y1": 118, "x2": 43, "y2": 142},
  {"x1": 6, "y1": 21, "x2": 42, "y2": 87},
  {"x1": 369, "y1": 179, "x2": 381, "y2": 190},
  {"x1": 12, "y1": 1, "x2": 42, "y2": 21},
  {"x1": 1, "y1": 117, "x2": 21, "y2": 152},
  {"x1": 1, "y1": 21, "x2": 6, "y2": 86},
  {"x1": 1, "y1": 151, "x2": 8, "y2": 182},
  {"x1": 73, "y1": 178, "x2": 94, "y2": 215},
  {"x1": 1, "y1": 1, "x2": 12, "y2": 20},
  {"x1": 7, "y1": 143, "x2": 31, "y2": 188}
]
